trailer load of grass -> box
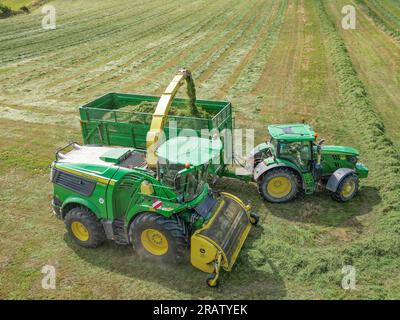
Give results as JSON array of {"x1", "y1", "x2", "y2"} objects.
[{"x1": 120, "y1": 101, "x2": 215, "y2": 118}]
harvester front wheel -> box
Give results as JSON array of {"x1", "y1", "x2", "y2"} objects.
[
  {"x1": 258, "y1": 169, "x2": 299, "y2": 203},
  {"x1": 249, "y1": 212, "x2": 259, "y2": 225},
  {"x1": 206, "y1": 274, "x2": 220, "y2": 288},
  {"x1": 331, "y1": 174, "x2": 359, "y2": 202},
  {"x1": 129, "y1": 213, "x2": 188, "y2": 263},
  {"x1": 65, "y1": 207, "x2": 106, "y2": 248}
]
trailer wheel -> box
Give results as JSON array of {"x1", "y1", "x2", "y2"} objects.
[
  {"x1": 258, "y1": 168, "x2": 299, "y2": 203},
  {"x1": 129, "y1": 213, "x2": 188, "y2": 263},
  {"x1": 331, "y1": 174, "x2": 359, "y2": 202},
  {"x1": 65, "y1": 207, "x2": 106, "y2": 248}
]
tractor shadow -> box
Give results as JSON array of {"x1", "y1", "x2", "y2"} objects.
[
  {"x1": 214, "y1": 178, "x2": 381, "y2": 228},
  {"x1": 265, "y1": 186, "x2": 381, "y2": 227},
  {"x1": 64, "y1": 223, "x2": 287, "y2": 299}
]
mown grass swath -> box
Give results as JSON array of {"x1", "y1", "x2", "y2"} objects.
[
  {"x1": 356, "y1": 0, "x2": 400, "y2": 42},
  {"x1": 196, "y1": 0, "x2": 276, "y2": 94},
  {"x1": 232, "y1": 0, "x2": 288, "y2": 93},
  {"x1": 317, "y1": 0, "x2": 400, "y2": 272}
]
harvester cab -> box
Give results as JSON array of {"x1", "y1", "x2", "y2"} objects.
[{"x1": 248, "y1": 123, "x2": 369, "y2": 203}]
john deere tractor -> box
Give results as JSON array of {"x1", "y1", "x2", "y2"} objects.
[
  {"x1": 51, "y1": 138, "x2": 257, "y2": 288},
  {"x1": 244, "y1": 124, "x2": 369, "y2": 203}
]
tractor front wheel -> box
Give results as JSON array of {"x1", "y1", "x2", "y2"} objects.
[
  {"x1": 129, "y1": 213, "x2": 188, "y2": 263},
  {"x1": 65, "y1": 207, "x2": 106, "y2": 248},
  {"x1": 258, "y1": 168, "x2": 299, "y2": 203},
  {"x1": 331, "y1": 174, "x2": 359, "y2": 202}
]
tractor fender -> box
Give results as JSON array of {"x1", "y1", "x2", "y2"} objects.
[
  {"x1": 61, "y1": 197, "x2": 101, "y2": 219},
  {"x1": 254, "y1": 162, "x2": 303, "y2": 186},
  {"x1": 326, "y1": 168, "x2": 355, "y2": 192}
]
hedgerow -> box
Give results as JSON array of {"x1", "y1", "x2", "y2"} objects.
[{"x1": 0, "y1": 3, "x2": 12, "y2": 17}]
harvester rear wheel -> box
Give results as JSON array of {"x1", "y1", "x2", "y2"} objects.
[
  {"x1": 129, "y1": 213, "x2": 188, "y2": 263},
  {"x1": 258, "y1": 168, "x2": 299, "y2": 203},
  {"x1": 65, "y1": 207, "x2": 106, "y2": 248},
  {"x1": 331, "y1": 174, "x2": 359, "y2": 202}
]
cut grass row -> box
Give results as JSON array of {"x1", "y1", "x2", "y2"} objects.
[
  {"x1": 45, "y1": 0, "x2": 238, "y2": 99},
  {"x1": 195, "y1": 0, "x2": 277, "y2": 93},
  {"x1": 82, "y1": 0, "x2": 250, "y2": 96},
  {"x1": 215, "y1": 0, "x2": 281, "y2": 97},
  {"x1": 80, "y1": 1, "x2": 237, "y2": 96},
  {"x1": 230, "y1": 0, "x2": 288, "y2": 94},
  {"x1": 0, "y1": 0, "x2": 236, "y2": 107},
  {"x1": 316, "y1": 0, "x2": 400, "y2": 293},
  {"x1": 0, "y1": 0, "x2": 181, "y2": 62},
  {"x1": 356, "y1": 0, "x2": 400, "y2": 42},
  {"x1": 325, "y1": 0, "x2": 400, "y2": 150},
  {"x1": 207, "y1": 0, "x2": 281, "y2": 98},
  {"x1": 122, "y1": 1, "x2": 260, "y2": 92}
]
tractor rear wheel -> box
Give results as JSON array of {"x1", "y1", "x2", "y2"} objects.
[
  {"x1": 331, "y1": 174, "x2": 359, "y2": 202},
  {"x1": 258, "y1": 168, "x2": 299, "y2": 203},
  {"x1": 129, "y1": 213, "x2": 188, "y2": 263},
  {"x1": 65, "y1": 207, "x2": 106, "y2": 248}
]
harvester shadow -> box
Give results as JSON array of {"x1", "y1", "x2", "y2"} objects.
[
  {"x1": 266, "y1": 186, "x2": 381, "y2": 227},
  {"x1": 64, "y1": 224, "x2": 287, "y2": 299}
]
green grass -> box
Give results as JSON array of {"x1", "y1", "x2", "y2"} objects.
[
  {"x1": 0, "y1": 0, "x2": 399, "y2": 299},
  {"x1": 1, "y1": 1, "x2": 31, "y2": 10},
  {"x1": 356, "y1": 0, "x2": 400, "y2": 41}
]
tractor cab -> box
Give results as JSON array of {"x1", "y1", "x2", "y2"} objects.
[{"x1": 268, "y1": 124, "x2": 317, "y2": 172}]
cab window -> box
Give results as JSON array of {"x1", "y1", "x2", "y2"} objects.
[{"x1": 278, "y1": 141, "x2": 311, "y2": 171}]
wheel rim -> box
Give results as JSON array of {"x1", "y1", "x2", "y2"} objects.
[
  {"x1": 140, "y1": 228, "x2": 168, "y2": 256},
  {"x1": 71, "y1": 221, "x2": 89, "y2": 241},
  {"x1": 207, "y1": 277, "x2": 218, "y2": 287},
  {"x1": 341, "y1": 180, "x2": 356, "y2": 198},
  {"x1": 267, "y1": 177, "x2": 292, "y2": 198}
]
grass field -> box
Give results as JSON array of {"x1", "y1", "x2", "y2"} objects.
[{"x1": 0, "y1": 0, "x2": 399, "y2": 299}]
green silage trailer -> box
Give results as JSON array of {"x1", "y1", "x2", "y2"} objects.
[{"x1": 79, "y1": 92, "x2": 233, "y2": 150}]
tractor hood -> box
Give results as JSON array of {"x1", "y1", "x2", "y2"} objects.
[{"x1": 321, "y1": 145, "x2": 359, "y2": 156}]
